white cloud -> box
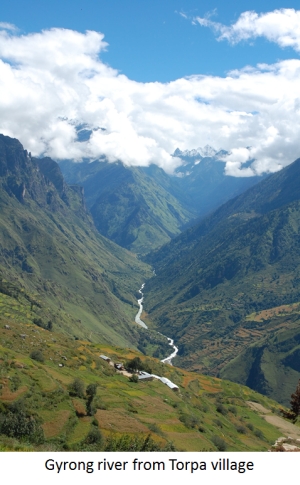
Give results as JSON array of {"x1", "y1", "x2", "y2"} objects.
[
  {"x1": 194, "y1": 8, "x2": 300, "y2": 52},
  {"x1": 1, "y1": 26, "x2": 300, "y2": 176},
  {"x1": 0, "y1": 22, "x2": 18, "y2": 32}
]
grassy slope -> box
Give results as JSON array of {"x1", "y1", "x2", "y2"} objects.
[
  {"x1": 0, "y1": 304, "x2": 293, "y2": 452},
  {"x1": 220, "y1": 310, "x2": 300, "y2": 405},
  {"x1": 0, "y1": 185, "x2": 153, "y2": 347},
  {"x1": 0, "y1": 136, "x2": 153, "y2": 348}
]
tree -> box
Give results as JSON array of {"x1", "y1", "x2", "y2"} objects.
[
  {"x1": 126, "y1": 357, "x2": 143, "y2": 373},
  {"x1": 125, "y1": 357, "x2": 152, "y2": 374},
  {"x1": 281, "y1": 379, "x2": 300, "y2": 421},
  {"x1": 68, "y1": 378, "x2": 85, "y2": 398},
  {"x1": 86, "y1": 383, "x2": 97, "y2": 416},
  {"x1": 290, "y1": 379, "x2": 300, "y2": 419},
  {"x1": 0, "y1": 400, "x2": 44, "y2": 444}
]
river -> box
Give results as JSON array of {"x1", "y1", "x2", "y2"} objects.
[
  {"x1": 135, "y1": 283, "x2": 178, "y2": 364},
  {"x1": 134, "y1": 283, "x2": 148, "y2": 329}
]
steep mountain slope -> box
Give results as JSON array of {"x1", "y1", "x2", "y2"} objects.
[
  {"x1": 144, "y1": 157, "x2": 300, "y2": 405},
  {"x1": 220, "y1": 314, "x2": 300, "y2": 405},
  {"x1": 60, "y1": 160, "x2": 194, "y2": 254},
  {"x1": 0, "y1": 134, "x2": 152, "y2": 348},
  {"x1": 59, "y1": 149, "x2": 262, "y2": 255}
]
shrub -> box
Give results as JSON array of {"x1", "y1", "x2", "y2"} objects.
[
  {"x1": 85, "y1": 426, "x2": 103, "y2": 446},
  {"x1": 213, "y1": 419, "x2": 223, "y2": 428},
  {"x1": 104, "y1": 433, "x2": 174, "y2": 451},
  {"x1": 30, "y1": 350, "x2": 44, "y2": 363},
  {"x1": 211, "y1": 435, "x2": 227, "y2": 451},
  {"x1": 10, "y1": 375, "x2": 21, "y2": 392},
  {"x1": 228, "y1": 405, "x2": 237, "y2": 415},
  {"x1": 254, "y1": 428, "x2": 266, "y2": 440},
  {"x1": 33, "y1": 317, "x2": 44, "y2": 328},
  {"x1": 216, "y1": 404, "x2": 227, "y2": 415},
  {"x1": 148, "y1": 423, "x2": 164, "y2": 435},
  {"x1": 236, "y1": 425, "x2": 247, "y2": 434},
  {"x1": 179, "y1": 413, "x2": 199, "y2": 429}
]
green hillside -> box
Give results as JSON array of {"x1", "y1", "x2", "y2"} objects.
[
  {"x1": 220, "y1": 312, "x2": 300, "y2": 405},
  {"x1": 0, "y1": 134, "x2": 152, "y2": 348},
  {"x1": 60, "y1": 160, "x2": 194, "y2": 255},
  {"x1": 144, "y1": 158, "x2": 300, "y2": 405},
  {"x1": 1, "y1": 306, "x2": 294, "y2": 452}
]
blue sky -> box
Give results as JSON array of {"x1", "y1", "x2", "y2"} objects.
[
  {"x1": 1, "y1": 2, "x2": 300, "y2": 175},
  {"x1": 1, "y1": 0, "x2": 296, "y2": 81}
]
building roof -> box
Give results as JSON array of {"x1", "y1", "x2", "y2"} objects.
[
  {"x1": 138, "y1": 372, "x2": 154, "y2": 381},
  {"x1": 99, "y1": 354, "x2": 110, "y2": 361}
]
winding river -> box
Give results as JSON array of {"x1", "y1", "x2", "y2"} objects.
[
  {"x1": 160, "y1": 338, "x2": 179, "y2": 365},
  {"x1": 134, "y1": 283, "x2": 148, "y2": 329},
  {"x1": 135, "y1": 283, "x2": 178, "y2": 365}
]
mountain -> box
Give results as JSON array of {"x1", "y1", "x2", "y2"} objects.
[
  {"x1": 144, "y1": 157, "x2": 300, "y2": 405},
  {"x1": 0, "y1": 134, "x2": 153, "y2": 349},
  {"x1": 59, "y1": 148, "x2": 262, "y2": 255},
  {"x1": 0, "y1": 134, "x2": 298, "y2": 451},
  {"x1": 172, "y1": 146, "x2": 263, "y2": 218},
  {"x1": 59, "y1": 159, "x2": 194, "y2": 255}
]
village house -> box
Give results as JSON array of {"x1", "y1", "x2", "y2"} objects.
[
  {"x1": 159, "y1": 376, "x2": 179, "y2": 392},
  {"x1": 138, "y1": 371, "x2": 154, "y2": 382},
  {"x1": 99, "y1": 355, "x2": 111, "y2": 363}
]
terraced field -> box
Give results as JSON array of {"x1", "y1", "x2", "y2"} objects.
[{"x1": 1, "y1": 304, "x2": 298, "y2": 452}]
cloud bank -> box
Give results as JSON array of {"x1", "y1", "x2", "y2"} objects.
[
  {"x1": 194, "y1": 8, "x2": 300, "y2": 51},
  {"x1": 1, "y1": 19, "x2": 300, "y2": 176}
]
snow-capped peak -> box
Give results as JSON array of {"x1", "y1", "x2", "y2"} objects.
[
  {"x1": 196, "y1": 145, "x2": 217, "y2": 158},
  {"x1": 173, "y1": 145, "x2": 218, "y2": 159}
]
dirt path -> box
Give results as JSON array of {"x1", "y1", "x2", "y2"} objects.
[
  {"x1": 247, "y1": 401, "x2": 271, "y2": 414},
  {"x1": 247, "y1": 401, "x2": 300, "y2": 440},
  {"x1": 118, "y1": 370, "x2": 132, "y2": 377}
]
